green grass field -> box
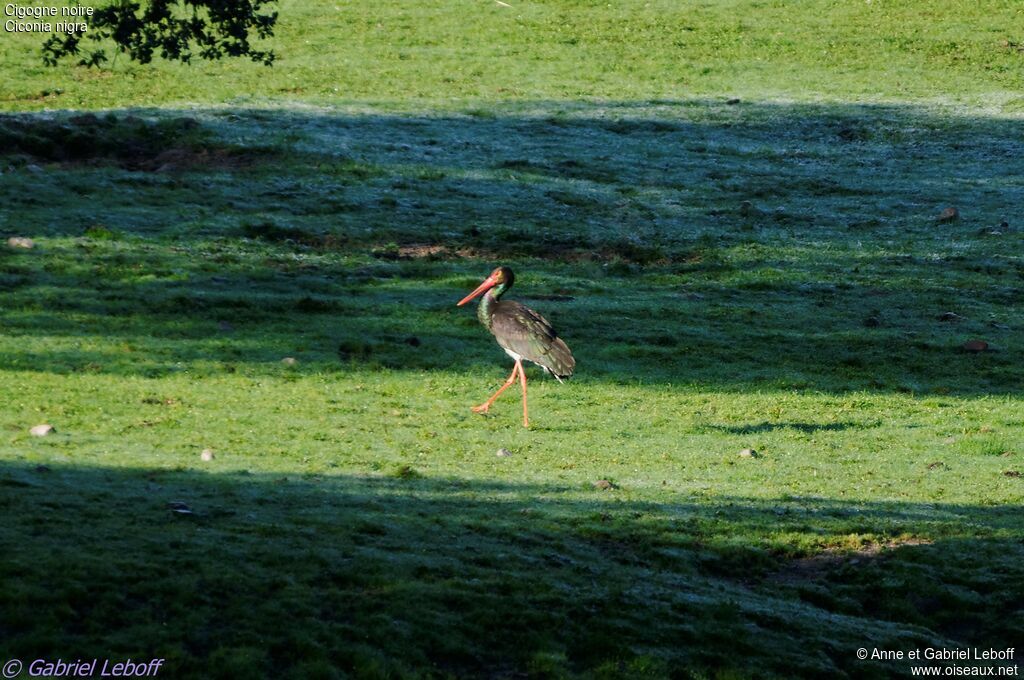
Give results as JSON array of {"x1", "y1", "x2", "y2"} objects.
[{"x1": 2, "y1": 2, "x2": 1023, "y2": 678}]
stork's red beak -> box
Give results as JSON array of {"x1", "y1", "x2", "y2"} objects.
[{"x1": 457, "y1": 274, "x2": 498, "y2": 306}]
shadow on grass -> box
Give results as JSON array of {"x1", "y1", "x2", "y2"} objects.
[
  {"x1": 705, "y1": 422, "x2": 862, "y2": 435},
  {"x1": 1, "y1": 100, "x2": 1022, "y2": 393},
  {"x1": 0, "y1": 460, "x2": 1021, "y2": 678}
]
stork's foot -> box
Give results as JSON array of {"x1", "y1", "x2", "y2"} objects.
[{"x1": 468, "y1": 360, "x2": 530, "y2": 421}]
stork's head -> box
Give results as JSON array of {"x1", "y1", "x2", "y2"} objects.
[{"x1": 457, "y1": 266, "x2": 515, "y2": 305}]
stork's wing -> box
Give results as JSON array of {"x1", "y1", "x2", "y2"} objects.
[{"x1": 491, "y1": 300, "x2": 575, "y2": 379}]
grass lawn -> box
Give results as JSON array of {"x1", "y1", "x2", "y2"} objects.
[
  {"x1": 4, "y1": 0, "x2": 1024, "y2": 111},
  {"x1": 2, "y1": 2, "x2": 1024, "y2": 678}
]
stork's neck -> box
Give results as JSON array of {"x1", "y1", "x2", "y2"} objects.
[{"x1": 477, "y1": 282, "x2": 508, "y2": 330}]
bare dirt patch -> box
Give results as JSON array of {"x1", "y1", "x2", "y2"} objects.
[
  {"x1": 768, "y1": 537, "x2": 933, "y2": 585},
  {"x1": 376, "y1": 241, "x2": 678, "y2": 265}
]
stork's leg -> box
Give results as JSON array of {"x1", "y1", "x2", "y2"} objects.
[
  {"x1": 519, "y1": 360, "x2": 529, "y2": 428},
  {"x1": 471, "y1": 362, "x2": 519, "y2": 414}
]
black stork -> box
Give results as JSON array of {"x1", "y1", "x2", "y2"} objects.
[{"x1": 457, "y1": 266, "x2": 575, "y2": 427}]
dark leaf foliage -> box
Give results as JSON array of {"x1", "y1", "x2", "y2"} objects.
[{"x1": 42, "y1": 0, "x2": 277, "y2": 67}]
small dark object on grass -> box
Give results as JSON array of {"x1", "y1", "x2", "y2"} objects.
[
  {"x1": 938, "y1": 312, "x2": 965, "y2": 322},
  {"x1": 739, "y1": 448, "x2": 759, "y2": 458},
  {"x1": 726, "y1": 98, "x2": 741, "y2": 105},
  {"x1": 936, "y1": 207, "x2": 959, "y2": 223},
  {"x1": 1003, "y1": 470, "x2": 1021, "y2": 478},
  {"x1": 338, "y1": 341, "x2": 373, "y2": 361},
  {"x1": 496, "y1": 448, "x2": 513, "y2": 457},
  {"x1": 593, "y1": 479, "x2": 617, "y2": 490},
  {"x1": 962, "y1": 339, "x2": 989, "y2": 353},
  {"x1": 863, "y1": 316, "x2": 881, "y2": 328},
  {"x1": 405, "y1": 336, "x2": 421, "y2": 347},
  {"x1": 34, "y1": 464, "x2": 51, "y2": 473}
]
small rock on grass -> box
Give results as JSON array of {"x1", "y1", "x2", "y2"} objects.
[
  {"x1": 593, "y1": 479, "x2": 617, "y2": 490},
  {"x1": 30, "y1": 424, "x2": 55, "y2": 437},
  {"x1": 739, "y1": 448, "x2": 759, "y2": 458},
  {"x1": 7, "y1": 237, "x2": 34, "y2": 249},
  {"x1": 200, "y1": 449, "x2": 215, "y2": 462},
  {"x1": 281, "y1": 357, "x2": 297, "y2": 366},
  {"x1": 167, "y1": 501, "x2": 193, "y2": 515},
  {"x1": 496, "y1": 448, "x2": 513, "y2": 457},
  {"x1": 936, "y1": 207, "x2": 960, "y2": 223}
]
